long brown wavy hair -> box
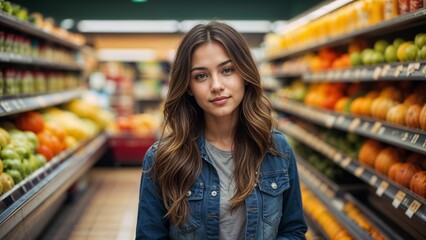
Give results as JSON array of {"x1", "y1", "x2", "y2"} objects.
[{"x1": 152, "y1": 21, "x2": 277, "y2": 227}]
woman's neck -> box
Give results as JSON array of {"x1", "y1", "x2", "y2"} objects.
[{"x1": 204, "y1": 116, "x2": 236, "y2": 151}]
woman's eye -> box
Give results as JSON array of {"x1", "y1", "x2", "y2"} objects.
[
  {"x1": 194, "y1": 73, "x2": 208, "y2": 80},
  {"x1": 222, "y1": 67, "x2": 234, "y2": 76}
]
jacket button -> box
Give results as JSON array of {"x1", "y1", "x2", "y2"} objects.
[
  {"x1": 186, "y1": 190, "x2": 192, "y2": 196},
  {"x1": 271, "y1": 182, "x2": 277, "y2": 190},
  {"x1": 211, "y1": 190, "x2": 218, "y2": 197}
]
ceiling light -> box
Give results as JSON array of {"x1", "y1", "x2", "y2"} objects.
[
  {"x1": 77, "y1": 20, "x2": 179, "y2": 33},
  {"x1": 97, "y1": 49, "x2": 157, "y2": 61},
  {"x1": 179, "y1": 20, "x2": 272, "y2": 33},
  {"x1": 132, "y1": 0, "x2": 147, "y2": 2}
]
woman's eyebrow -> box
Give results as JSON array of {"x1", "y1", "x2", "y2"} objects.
[{"x1": 190, "y1": 59, "x2": 232, "y2": 73}]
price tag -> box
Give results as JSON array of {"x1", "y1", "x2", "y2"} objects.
[
  {"x1": 407, "y1": 63, "x2": 416, "y2": 76},
  {"x1": 354, "y1": 69, "x2": 361, "y2": 79},
  {"x1": 422, "y1": 65, "x2": 426, "y2": 77},
  {"x1": 341, "y1": 157, "x2": 351, "y2": 168},
  {"x1": 348, "y1": 118, "x2": 361, "y2": 132},
  {"x1": 410, "y1": 134, "x2": 419, "y2": 144},
  {"x1": 327, "y1": 71, "x2": 333, "y2": 80},
  {"x1": 335, "y1": 70, "x2": 342, "y2": 80},
  {"x1": 405, "y1": 200, "x2": 422, "y2": 218},
  {"x1": 336, "y1": 116, "x2": 345, "y2": 125},
  {"x1": 376, "y1": 181, "x2": 389, "y2": 196},
  {"x1": 36, "y1": 96, "x2": 47, "y2": 106},
  {"x1": 0, "y1": 101, "x2": 12, "y2": 112},
  {"x1": 392, "y1": 191, "x2": 406, "y2": 208},
  {"x1": 373, "y1": 67, "x2": 382, "y2": 80},
  {"x1": 401, "y1": 132, "x2": 409, "y2": 141},
  {"x1": 354, "y1": 167, "x2": 364, "y2": 177},
  {"x1": 378, "y1": 127, "x2": 385, "y2": 135},
  {"x1": 325, "y1": 116, "x2": 336, "y2": 128},
  {"x1": 371, "y1": 122, "x2": 382, "y2": 134},
  {"x1": 369, "y1": 175, "x2": 378, "y2": 186},
  {"x1": 393, "y1": 65, "x2": 404, "y2": 77},
  {"x1": 360, "y1": 122, "x2": 370, "y2": 132},
  {"x1": 381, "y1": 65, "x2": 391, "y2": 77},
  {"x1": 343, "y1": 70, "x2": 351, "y2": 79},
  {"x1": 333, "y1": 153, "x2": 342, "y2": 163},
  {"x1": 10, "y1": 100, "x2": 20, "y2": 110},
  {"x1": 361, "y1": 68, "x2": 368, "y2": 78}
]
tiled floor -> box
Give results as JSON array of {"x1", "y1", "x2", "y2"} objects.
[{"x1": 40, "y1": 167, "x2": 142, "y2": 240}]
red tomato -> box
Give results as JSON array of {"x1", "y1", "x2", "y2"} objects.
[
  {"x1": 36, "y1": 144, "x2": 54, "y2": 161},
  {"x1": 16, "y1": 111, "x2": 45, "y2": 133}
]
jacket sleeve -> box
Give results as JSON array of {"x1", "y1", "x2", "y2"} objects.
[
  {"x1": 136, "y1": 144, "x2": 170, "y2": 240},
  {"x1": 276, "y1": 134, "x2": 308, "y2": 240}
]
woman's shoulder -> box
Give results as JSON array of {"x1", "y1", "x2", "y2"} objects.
[
  {"x1": 270, "y1": 129, "x2": 293, "y2": 157},
  {"x1": 142, "y1": 141, "x2": 160, "y2": 168}
]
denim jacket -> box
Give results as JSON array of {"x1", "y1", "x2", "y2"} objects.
[{"x1": 136, "y1": 130, "x2": 307, "y2": 240}]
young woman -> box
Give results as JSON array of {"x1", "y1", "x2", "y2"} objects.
[{"x1": 136, "y1": 21, "x2": 307, "y2": 240}]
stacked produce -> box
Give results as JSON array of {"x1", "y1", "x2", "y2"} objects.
[
  {"x1": 343, "y1": 202, "x2": 386, "y2": 240},
  {"x1": 109, "y1": 113, "x2": 161, "y2": 137},
  {"x1": 264, "y1": 0, "x2": 423, "y2": 57},
  {"x1": 301, "y1": 183, "x2": 353, "y2": 240},
  {"x1": 0, "y1": 122, "x2": 47, "y2": 195},
  {"x1": 0, "y1": 99, "x2": 114, "y2": 196},
  {"x1": 358, "y1": 139, "x2": 426, "y2": 198}
]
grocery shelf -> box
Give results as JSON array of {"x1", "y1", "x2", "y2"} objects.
[
  {"x1": 303, "y1": 61, "x2": 426, "y2": 82},
  {"x1": 299, "y1": 165, "x2": 373, "y2": 240},
  {"x1": 297, "y1": 153, "x2": 404, "y2": 239},
  {"x1": 264, "y1": 72, "x2": 302, "y2": 79},
  {"x1": 273, "y1": 98, "x2": 426, "y2": 156},
  {"x1": 0, "y1": 131, "x2": 108, "y2": 239},
  {"x1": 0, "y1": 88, "x2": 81, "y2": 117},
  {"x1": 0, "y1": 11, "x2": 81, "y2": 50},
  {"x1": 280, "y1": 120, "x2": 426, "y2": 225},
  {"x1": 0, "y1": 52, "x2": 83, "y2": 71},
  {"x1": 264, "y1": 8, "x2": 426, "y2": 62}
]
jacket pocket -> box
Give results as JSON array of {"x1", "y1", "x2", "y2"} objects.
[
  {"x1": 172, "y1": 181, "x2": 204, "y2": 236},
  {"x1": 258, "y1": 170, "x2": 290, "y2": 226}
]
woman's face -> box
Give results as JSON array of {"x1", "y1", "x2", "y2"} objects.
[{"x1": 188, "y1": 41, "x2": 245, "y2": 121}]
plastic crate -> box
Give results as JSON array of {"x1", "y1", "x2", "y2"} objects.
[{"x1": 109, "y1": 133, "x2": 155, "y2": 164}]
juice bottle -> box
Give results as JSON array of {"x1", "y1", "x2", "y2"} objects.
[
  {"x1": 399, "y1": 0, "x2": 410, "y2": 14},
  {"x1": 409, "y1": 0, "x2": 424, "y2": 11},
  {"x1": 384, "y1": 0, "x2": 399, "y2": 20}
]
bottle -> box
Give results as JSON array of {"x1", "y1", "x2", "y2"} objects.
[{"x1": 384, "y1": 0, "x2": 399, "y2": 20}]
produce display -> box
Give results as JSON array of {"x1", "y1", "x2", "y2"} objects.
[
  {"x1": 0, "y1": 98, "x2": 113, "y2": 196},
  {"x1": 266, "y1": 10, "x2": 426, "y2": 234}
]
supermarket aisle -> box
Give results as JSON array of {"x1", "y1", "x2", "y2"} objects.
[{"x1": 40, "y1": 168, "x2": 142, "y2": 240}]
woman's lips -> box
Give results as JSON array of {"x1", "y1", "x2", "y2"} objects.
[{"x1": 210, "y1": 96, "x2": 229, "y2": 106}]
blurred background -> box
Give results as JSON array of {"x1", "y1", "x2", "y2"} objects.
[{"x1": 0, "y1": 0, "x2": 426, "y2": 239}]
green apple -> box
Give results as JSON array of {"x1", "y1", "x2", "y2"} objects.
[
  {"x1": 3, "y1": 159, "x2": 25, "y2": 177},
  {"x1": 350, "y1": 52, "x2": 363, "y2": 66},
  {"x1": 6, "y1": 169, "x2": 23, "y2": 184},
  {"x1": 361, "y1": 48, "x2": 375, "y2": 65},
  {"x1": 414, "y1": 33, "x2": 426, "y2": 48},
  {"x1": 371, "y1": 52, "x2": 385, "y2": 64},
  {"x1": 22, "y1": 159, "x2": 33, "y2": 177},
  {"x1": 1, "y1": 148, "x2": 20, "y2": 160},
  {"x1": 404, "y1": 45, "x2": 419, "y2": 61},
  {"x1": 24, "y1": 131, "x2": 39, "y2": 149},
  {"x1": 393, "y1": 38, "x2": 405, "y2": 49},
  {"x1": 384, "y1": 45, "x2": 398, "y2": 63},
  {"x1": 374, "y1": 40, "x2": 389, "y2": 54},
  {"x1": 421, "y1": 46, "x2": 426, "y2": 60}
]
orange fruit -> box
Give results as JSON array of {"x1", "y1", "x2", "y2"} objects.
[{"x1": 397, "y1": 41, "x2": 414, "y2": 61}]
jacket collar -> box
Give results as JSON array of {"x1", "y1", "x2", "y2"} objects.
[{"x1": 196, "y1": 131, "x2": 213, "y2": 164}]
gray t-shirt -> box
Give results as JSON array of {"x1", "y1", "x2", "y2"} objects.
[{"x1": 205, "y1": 140, "x2": 246, "y2": 240}]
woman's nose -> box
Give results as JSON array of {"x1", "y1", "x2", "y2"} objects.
[{"x1": 210, "y1": 73, "x2": 224, "y2": 93}]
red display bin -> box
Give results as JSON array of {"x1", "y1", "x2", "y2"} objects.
[{"x1": 109, "y1": 133, "x2": 155, "y2": 164}]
